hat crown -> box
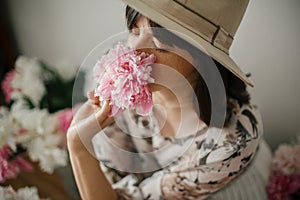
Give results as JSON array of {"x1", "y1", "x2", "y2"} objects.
[
  {"x1": 127, "y1": 0, "x2": 249, "y2": 54},
  {"x1": 175, "y1": 0, "x2": 249, "y2": 38}
]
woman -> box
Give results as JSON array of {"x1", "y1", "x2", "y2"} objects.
[{"x1": 67, "y1": 1, "x2": 270, "y2": 199}]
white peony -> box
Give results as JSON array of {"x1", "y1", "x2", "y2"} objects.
[
  {"x1": 0, "y1": 107, "x2": 17, "y2": 151},
  {"x1": 11, "y1": 56, "x2": 45, "y2": 106},
  {"x1": 27, "y1": 135, "x2": 68, "y2": 173},
  {"x1": 9, "y1": 107, "x2": 67, "y2": 173},
  {"x1": 51, "y1": 60, "x2": 78, "y2": 81},
  {"x1": 11, "y1": 108, "x2": 59, "y2": 139},
  {"x1": 0, "y1": 186, "x2": 17, "y2": 199},
  {"x1": 10, "y1": 99, "x2": 29, "y2": 111},
  {"x1": 16, "y1": 186, "x2": 42, "y2": 200},
  {"x1": 0, "y1": 186, "x2": 45, "y2": 200}
]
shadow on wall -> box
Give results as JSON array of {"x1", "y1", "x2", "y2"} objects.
[{"x1": 0, "y1": 0, "x2": 18, "y2": 105}]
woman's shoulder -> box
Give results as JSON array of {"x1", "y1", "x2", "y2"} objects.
[
  {"x1": 228, "y1": 99, "x2": 263, "y2": 139},
  {"x1": 193, "y1": 99, "x2": 263, "y2": 165}
]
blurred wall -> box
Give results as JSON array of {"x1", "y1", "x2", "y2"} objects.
[
  {"x1": 7, "y1": 0, "x2": 300, "y2": 150},
  {"x1": 7, "y1": 0, "x2": 126, "y2": 66}
]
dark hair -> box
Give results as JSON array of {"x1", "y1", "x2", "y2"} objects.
[{"x1": 125, "y1": 6, "x2": 250, "y2": 127}]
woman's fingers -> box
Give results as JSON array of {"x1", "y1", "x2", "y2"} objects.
[
  {"x1": 68, "y1": 100, "x2": 112, "y2": 150},
  {"x1": 71, "y1": 101, "x2": 94, "y2": 126},
  {"x1": 87, "y1": 90, "x2": 101, "y2": 106},
  {"x1": 72, "y1": 98, "x2": 111, "y2": 129},
  {"x1": 94, "y1": 96, "x2": 100, "y2": 106},
  {"x1": 95, "y1": 100, "x2": 111, "y2": 124},
  {"x1": 102, "y1": 116, "x2": 115, "y2": 128},
  {"x1": 87, "y1": 91, "x2": 94, "y2": 100}
]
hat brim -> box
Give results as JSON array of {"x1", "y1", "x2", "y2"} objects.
[{"x1": 122, "y1": 0, "x2": 253, "y2": 87}]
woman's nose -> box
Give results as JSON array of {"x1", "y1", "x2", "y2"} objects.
[{"x1": 128, "y1": 31, "x2": 155, "y2": 50}]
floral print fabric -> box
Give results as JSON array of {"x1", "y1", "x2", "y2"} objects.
[{"x1": 93, "y1": 100, "x2": 263, "y2": 200}]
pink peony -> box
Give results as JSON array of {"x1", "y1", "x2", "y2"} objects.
[
  {"x1": 94, "y1": 42, "x2": 156, "y2": 116},
  {"x1": 272, "y1": 144, "x2": 300, "y2": 175},
  {"x1": 57, "y1": 108, "x2": 73, "y2": 133},
  {"x1": 266, "y1": 174, "x2": 300, "y2": 200},
  {"x1": 57, "y1": 104, "x2": 81, "y2": 133},
  {"x1": 0, "y1": 145, "x2": 33, "y2": 183},
  {"x1": 1, "y1": 70, "x2": 16, "y2": 103}
]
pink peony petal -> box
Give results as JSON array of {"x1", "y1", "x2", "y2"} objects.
[
  {"x1": 266, "y1": 173, "x2": 300, "y2": 200},
  {"x1": 272, "y1": 144, "x2": 300, "y2": 175},
  {"x1": 14, "y1": 157, "x2": 33, "y2": 171},
  {"x1": 0, "y1": 146, "x2": 33, "y2": 183},
  {"x1": 57, "y1": 108, "x2": 74, "y2": 133},
  {"x1": 1, "y1": 70, "x2": 16, "y2": 103}
]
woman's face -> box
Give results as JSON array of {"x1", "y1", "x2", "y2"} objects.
[{"x1": 127, "y1": 16, "x2": 198, "y2": 92}]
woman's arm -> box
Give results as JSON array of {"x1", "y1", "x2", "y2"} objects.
[
  {"x1": 68, "y1": 130, "x2": 118, "y2": 200},
  {"x1": 67, "y1": 95, "x2": 118, "y2": 200}
]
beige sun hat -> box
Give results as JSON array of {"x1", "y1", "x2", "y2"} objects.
[{"x1": 122, "y1": 0, "x2": 253, "y2": 87}]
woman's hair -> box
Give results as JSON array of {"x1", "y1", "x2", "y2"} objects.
[{"x1": 125, "y1": 6, "x2": 250, "y2": 127}]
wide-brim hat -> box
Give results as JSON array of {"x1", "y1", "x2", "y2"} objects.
[{"x1": 122, "y1": 0, "x2": 253, "y2": 87}]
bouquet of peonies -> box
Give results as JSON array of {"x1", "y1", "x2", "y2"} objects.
[
  {"x1": 93, "y1": 42, "x2": 156, "y2": 116},
  {"x1": 266, "y1": 135, "x2": 300, "y2": 200},
  {"x1": 0, "y1": 56, "x2": 82, "y2": 183}
]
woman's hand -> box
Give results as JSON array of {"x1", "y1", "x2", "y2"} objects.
[
  {"x1": 67, "y1": 91, "x2": 118, "y2": 200},
  {"x1": 67, "y1": 91, "x2": 114, "y2": 154}
]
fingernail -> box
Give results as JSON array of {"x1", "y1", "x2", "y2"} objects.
[{"x1": 95, "y1": 96, "x2": 100, "y2": 105}]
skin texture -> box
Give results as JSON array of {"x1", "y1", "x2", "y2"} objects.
[
  {"x1": 67, "y1": 95, "x2": 117, "y2": 200},
  {"x1": 67, "y1": 16, "x2": 203, "y2": 199}
]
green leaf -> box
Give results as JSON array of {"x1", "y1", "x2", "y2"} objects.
[{"x1": 23, "y1": 96, "x2": 35, "y2": 109}]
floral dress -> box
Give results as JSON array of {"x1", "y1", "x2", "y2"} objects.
[{"x1": 92, "y1": 99, "x2": 263, "y2": 200}]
